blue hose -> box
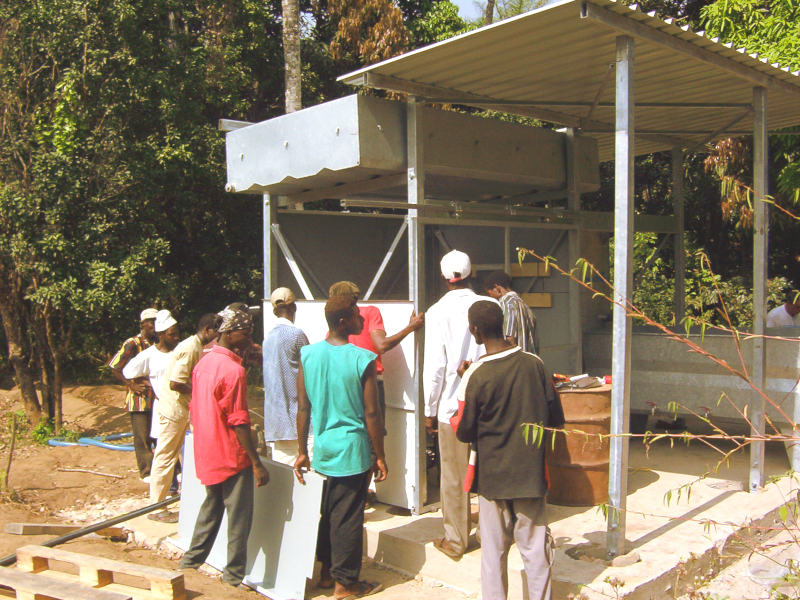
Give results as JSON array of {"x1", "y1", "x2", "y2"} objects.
[
  {"x1": 78, "y1": 437, "x2": 135, "y2": 452},
  {"x1": 104, "y1": 432, "x2": 133, "y2": 441},
  {"x1": 48, "y1": 433, "x2": 135, "y2": 451},
  {"x1": 48, "y1": 438, "x2": 79, "y2": 447}
]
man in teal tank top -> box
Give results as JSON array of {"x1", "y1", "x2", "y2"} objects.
[{"x1": 294, "y1": 294, "x2": 388, "y2": 599}]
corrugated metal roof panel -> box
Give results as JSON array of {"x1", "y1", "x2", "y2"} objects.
[{"x1": 339, "y1": 0, "x2": 800, "y2": 161}]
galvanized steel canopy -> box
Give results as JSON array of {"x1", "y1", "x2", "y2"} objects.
[{"x1": 339, "y1": 0, "x2": 800, "y2": 161}]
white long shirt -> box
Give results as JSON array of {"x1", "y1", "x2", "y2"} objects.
[
  {"x1": 122, "y1": 345, "x2": 173, "y2": 438},
  {"x1": 423, "y1": 288, "x2": 499, "y2": 422},
  {"x1": 767, "y1": 304, "x2": 800, "y2": 328}
]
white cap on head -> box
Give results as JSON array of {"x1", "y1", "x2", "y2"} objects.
[
  {"x1": 440, "y1": 250, "x2": 471, "y2": 283},
  {"x1": 140, "y1": 308, "x2": 158, "y2": 321},
  {"x1": 155, "y1": 310, "x2": 177, "y2": 333}
]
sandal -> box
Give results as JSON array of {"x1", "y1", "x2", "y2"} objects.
[
  {"x1": 147, "y1": 510, "x2": 179, "y2": 523},
  {"x1": 433, "y1": 537, "x2": 462, "y2": 560},
  {"x1": 337, "y1": 581, "x2": 383, "y2": 600}
]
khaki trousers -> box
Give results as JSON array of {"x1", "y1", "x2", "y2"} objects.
[
  {"x1": 149, "y1": 411, "x2": 188, "y2": 503},
  {"x1": 479, "y1": 496, "x2": 553, "y2": 600},
  {"x1": 438, "y1": 420, "x2": 474, "y2": 555}
]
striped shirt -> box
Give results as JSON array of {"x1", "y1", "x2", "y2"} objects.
[
  {"x1": 500, "y1": 291, "x2": 539, "y2": 355},
  {"x1": 109, "y1": 334, "x2": 155, "y2": 412}
]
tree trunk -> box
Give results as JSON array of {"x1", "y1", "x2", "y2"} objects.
[
  {"x1": 32, "y1": 309, "x2": 56, "y2": 419},
  {"x1": 484, "y1": 0, "x2": 495, "y2": 25},
  {"x1": 0, "y1": 276, "x2": 42, "y2": 424},
  {"x1": 43, "y1": 305, "x2": 67, "y2": 433},
  {"x1": 282, "y1": 0, "x2": 302, "y2": 113}
]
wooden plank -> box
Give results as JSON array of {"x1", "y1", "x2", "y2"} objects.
[
  {"x1": 511, "y1": 263, "x2": 550, "y2": 278},
  {"x1": 0, "y1": 567, "x2": 130, "y2": 600},
  {"x1": 5, "y1": 524, "x2": 124, "y2": 538},
  {"x1": 520, "y1": 293, "x2": 552, "y2": 308},
  {"x1": 14, "y1": 547, "x2": 184, "y2": 600}
]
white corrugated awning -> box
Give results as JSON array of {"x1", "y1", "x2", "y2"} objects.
[{"x1": 339, "y1": 0, "x2": 800, "y2": 161}]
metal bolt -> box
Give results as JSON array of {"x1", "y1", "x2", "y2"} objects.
[{"x1": 335, "y1": 128, "x2": 340, "y2": 135}]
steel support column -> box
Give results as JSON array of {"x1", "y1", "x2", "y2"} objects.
[
  {"x1": 750, "y1": 87, "x2": 769, "y2": 492},
  {"x1": 607, "y1": 35, "x2": 635, "y2": 558},
  {"x1": 566, "y1": 128, "x2": 583, "y2": 373},
  {"x1": 264, "y1": 195, "x2": 278, "y2": 301},
  {"x1": 672, "y1": 150, "x2": 685, "y2": 322},
  {"x1": 408, "y1": 96, "x2": 427, "y2": 513}
]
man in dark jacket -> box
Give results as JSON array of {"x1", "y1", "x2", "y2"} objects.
[{"x1": 455, "y1": 301, "x2": 564, "y2": 600}]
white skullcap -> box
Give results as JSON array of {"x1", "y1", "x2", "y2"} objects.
[{"x1": 154, "y1": 310, "x2": 177, "y2": 333}]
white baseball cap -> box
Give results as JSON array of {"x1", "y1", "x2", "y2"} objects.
[
  {"x1": 155, "y1": 310, "x2": 178, "y2": 333},
  {"x1": 140, "y1": 308, "x2": 158, "y2": 321},
  {"x1": 440, "y1": 250, "x2": 471, "y2": 283}
]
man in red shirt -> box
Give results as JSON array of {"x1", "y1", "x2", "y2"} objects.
[
  {"x1": 328, "y1": 281, "x2": 424, "y2": 425},
  {"x1": 179, "y1": 308, "x2": 269, "y2": 589}
]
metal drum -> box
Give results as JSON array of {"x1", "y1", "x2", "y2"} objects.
[{"x1": 546, "y1": 384, "x2": 611, "y2": 507}]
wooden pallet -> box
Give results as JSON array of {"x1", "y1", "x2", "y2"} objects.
[
  {"x1": 14, "y1": 546, "x2": 184, "y2": 600},
  {"x1": 0, "y1": 565, "x2": 131, "y2": 600}
]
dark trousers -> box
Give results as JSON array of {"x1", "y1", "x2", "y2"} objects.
[
  {"x1": 129, "y1": 411, "x2": 154, "y2": 478},
  {"x1": 317, "y1": 470, "x2": 371, "y2": 587},
  {"x1": 180, "y1": 467, "x2": 254, "y2": 586}
]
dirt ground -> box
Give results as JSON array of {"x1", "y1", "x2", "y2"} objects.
[{"x1": 0, "y1": 385, "x2": 466, "y2": 600}]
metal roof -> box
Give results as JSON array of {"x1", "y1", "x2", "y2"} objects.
[{"x1": 339, "y1": 0, "x2": 800, "y2": 161}]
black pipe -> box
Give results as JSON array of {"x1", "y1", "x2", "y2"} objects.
[{"x1": 0, "y1": 494, "x2": 180, "y2": 567}]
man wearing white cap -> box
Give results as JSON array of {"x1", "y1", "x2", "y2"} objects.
[
  {"x1": 122, "y1": 310, "x2": 182, "y2": 477},
  {"x1": 424, "y1": 250, "x2": 498, "y2": 559},
  {"x1": 262, "y1": 288, "x2": 311, "y2": 465},
  {"x1": 109, "y1": 309, "x2": 159, "y2": 479},
  {"x1": 148, "y1": 313, "x2": 221, "y2": 521}
]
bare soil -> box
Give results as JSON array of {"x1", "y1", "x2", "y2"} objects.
[{"x1": 0, "y1": 385, "x2": 466, "y2": 600}]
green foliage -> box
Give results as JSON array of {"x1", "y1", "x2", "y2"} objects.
[
  {"x1": 701, "y1": 0, "x2": 800, "y2": 210},
  {"x1": 612, "y1": 232, "x2": 789, "y2": 327},
  {"x1": 30, "y1": 418, "x2": 81, "y2": 444},
  {"x1": 410, "y1": 0, "x2": 476, "y2": 46}
]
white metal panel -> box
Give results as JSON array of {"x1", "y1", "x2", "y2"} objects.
[
  {"x1": 263, "y1": 300, "x2": 418, "y2": 509},
  {"x1": 173, "y1": 433, "x2": 325, "y2": 600}
]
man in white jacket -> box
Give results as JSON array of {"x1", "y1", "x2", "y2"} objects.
[{"x1": 423, "y1": 250, "x2": 498, "y2": 559}]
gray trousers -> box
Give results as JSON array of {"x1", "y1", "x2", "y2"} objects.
[
  {"x1": 479, "y1": 496, "x2": 553, "y2": 600},
  {"x1": 130, "y1": 411, "x2": 154, "y2": 478},
  {"x1": 438, "y1": 421, "x2": 473, "y2": 555},
  {"x1": 180, "y1": 466, "x2": 254, "y2": 586}
]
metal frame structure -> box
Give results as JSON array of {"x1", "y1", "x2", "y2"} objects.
[{"x1": 330, "y1": 0, "x2": 797, "y2": 557}]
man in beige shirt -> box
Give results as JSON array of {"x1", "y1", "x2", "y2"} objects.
[{"x1": 149, "y1": 313, "x2": 220, "y2": 520}]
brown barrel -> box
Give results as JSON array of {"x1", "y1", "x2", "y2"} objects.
[{"x1": 546, "y1": 384, "x2": 611, "y2": 507}]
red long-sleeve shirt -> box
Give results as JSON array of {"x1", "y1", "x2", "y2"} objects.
[{"x1": 190, "y1": 346, "x2": 252, "y2": 485}]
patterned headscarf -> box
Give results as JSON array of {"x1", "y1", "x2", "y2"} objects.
[{"x1": 217, "y1": 308, "x2": 253, "y2": 333}]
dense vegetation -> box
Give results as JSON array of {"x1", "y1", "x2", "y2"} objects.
[{"x1": 0, "y1": 0, "x2": 798, "y2": 425}]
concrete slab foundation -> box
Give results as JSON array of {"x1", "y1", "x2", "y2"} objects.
[
  {"x1": 363, "y1": 438, "x2": 798, "y2": 599},
  {"x1": 120, "y1": 436, "x2": 798, "y2": 599}
]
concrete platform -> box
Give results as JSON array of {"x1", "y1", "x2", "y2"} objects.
[
  {"x1": 121, "y1": 436, "x2": 797, "y2": 599},
  {"x1": 364, "y1": 437, "x2": 797, "y2": 599}
]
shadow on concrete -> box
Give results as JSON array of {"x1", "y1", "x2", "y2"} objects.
[
  {"x1": 370, "y1": 516, "x2": 445, "y2": 575},
  {"x1": 628, "y1": 489, "x2": 737, "y2": 550},
  {"x1": 548, "y1": 467, "x2": 660, "y2": 525}
]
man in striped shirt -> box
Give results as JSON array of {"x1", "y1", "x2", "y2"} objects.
[{"x1": 483, "y1": 271, "x2": 540, "y2": 355}]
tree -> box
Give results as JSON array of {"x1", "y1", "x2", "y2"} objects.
[{"x1": 283, "y1": 0, "x2": 303, "y2": 112}]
